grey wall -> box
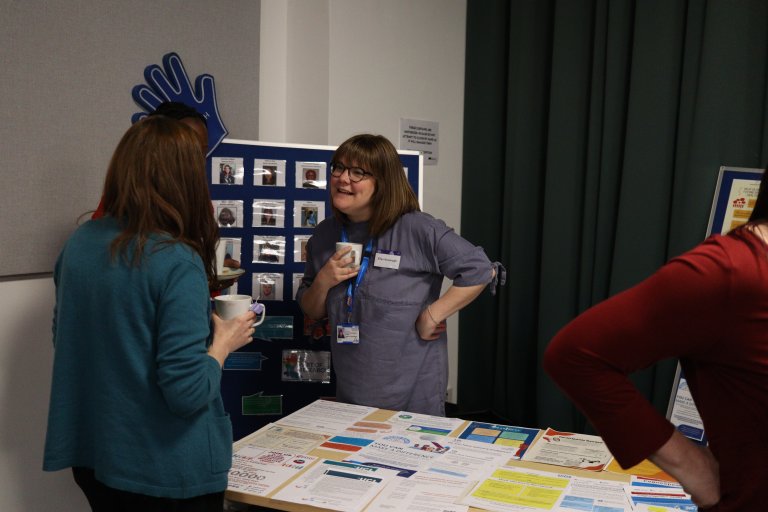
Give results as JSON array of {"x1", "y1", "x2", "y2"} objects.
[
  {"x1": 0, "y1": 2, "x2": 260, "y2": 510},
  {"x1": 0, "y1": 0, "x2": 260, "y2": 277}
]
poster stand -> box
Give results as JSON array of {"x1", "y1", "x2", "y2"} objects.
[{"x1": 208, "y1": 138, "x2": 423, "y2": 440}]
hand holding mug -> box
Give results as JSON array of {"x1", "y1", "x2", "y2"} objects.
[
  {"x1": 317, "y1": 244, "x2": 361, "y2": 288},
  {"x1": 208, "y1": 295, "x2": 267, "y2": 366}
]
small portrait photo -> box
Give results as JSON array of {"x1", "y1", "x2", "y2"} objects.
[
  {"x1": 301, "y1": 206, "x2": 318, "y2": 228},
  {"x1": 219, "y1": 163, "x2": 235, "y2": 184},
  {"x1": 259, "y1": 242, "x2": 280, "y2": 263},
  {"x1": 254, "y1": 159, "x2": 286, "y2": 187},
  {"x1": 262, "y1": 165, "x2": 277, "y2": 186},
  {"x1": 292, "y1": 273, "x2": 304, "y2": 300},
  {"x1": 218, "y1": 207, "x2": 236, "y2": 227},
  {"x1": 293, "y1": 235, "x2": 311, "y2": 263},
  {"x1": 261, "y1": 207, "x2": 276, "y2": 226},
  {"x1": 260, "y1": 281, "x2": 276, "y2": 300},
  {"x1": 252, "y1": 199, "x2": 285, "y2": 228},
  {"x1": 212, "y1": 157, "x2": 244, "y2": 185},
  {"x1": 253, "y1": 236, "x2": 285, "y2": 265},
  {"x1": 253, "y1": 272, "x2": 284, "y2": 301},
  {"x1": 295, "y1": 162, "x2": 327, "y2": 190},
  {"x1": 302, "y1": 168, "x2": 320, "y2": 188},
  {"x1": 222, "y1": 238, "x2": 242, "y2": 269},
  {"x1": 293, "y1": 201, "x2": 325, "y2": 229},
  {"x1": 213, "y1": 200, "x2": 244, "y2": 228}
]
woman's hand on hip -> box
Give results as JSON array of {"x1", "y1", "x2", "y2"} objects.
[{"x1": 416, "y1": 307, "x2": 446, "y2": 341}]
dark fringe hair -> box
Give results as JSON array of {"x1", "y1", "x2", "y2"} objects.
[{"x1": 330, "y1": 134, "x2": 419, "y2": 236}]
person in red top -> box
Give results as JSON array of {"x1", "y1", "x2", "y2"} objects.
[
  {"x1": 92, "y1": 102, "x2": 239, "y2": 293},
  {"x1": 544, "y1": 170, "x2": 768, "y2": 510}
]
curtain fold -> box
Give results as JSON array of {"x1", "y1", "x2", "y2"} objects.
[{"x1": 460, "y1": 0, "x2": 768, "y2": 432}]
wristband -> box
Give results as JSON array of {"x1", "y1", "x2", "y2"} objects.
[{"x1": 426, "y1": 305, "x2": 441, "y2": 326}]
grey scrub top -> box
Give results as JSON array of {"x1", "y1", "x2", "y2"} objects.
[{"x1": 297, "y1": 211, "x2": 493, "y2": 416}]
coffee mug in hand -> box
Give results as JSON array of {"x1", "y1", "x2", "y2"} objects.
[
  {"x1": 336, "y1": 242, "x2": 363, "y2": 268},
  {"x1": 214, "y1": 295, "x2": 266, "y2": 326}
]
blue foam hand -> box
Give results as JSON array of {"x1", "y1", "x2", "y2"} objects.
[{"x1": 130, "y1": 52, "x2": 228, "y2": 157}]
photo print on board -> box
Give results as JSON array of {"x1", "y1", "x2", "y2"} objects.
[
  {"x1": 296, "y1": 161, "x2": 327, "y2": 190},
  {"x1": 212, "y1": 157, "x2": 244, "y2": 185},
  {"x1": 253, "y1": 235, "x2": 285, "y2": 265},
  {"x1": 281, "y1": 349, "x2": 331, "y2": 383},
  {"x1": 213, "y1": 200, "x2": 244, "y2": 228},
  {"x1": 293, "y1": 235, "x2": 311, "y2": 263},
  {"x1": 221, "y1": 237, "x2": 242, "y2": 268},
  {"x1": 253, "y1": 272, "x2": 284, "y2": 301},
  {"x1": 254, "y1": 159, "x2": 286, "y2": 187},
  {"x1": 252, "y1": 199, "x2": 286, "y2": 228},
  {"x1": 294, "y1": 201, "x2": 325, "y2": 228},
  {"x1": 292, "y1": 273, "x2": 304, "y2": 300},
  {"x1": 218, "y1": 237, "x2": 243, "y2": 295}
]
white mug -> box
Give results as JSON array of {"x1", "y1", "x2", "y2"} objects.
[
  {"x1": 335, "y1": 242, "x2": 363, "y2": 268},
  {"x1": 214, "y1": 294, "x2": 266, "y2": 326}
]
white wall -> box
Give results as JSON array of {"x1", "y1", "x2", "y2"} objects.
[
  {"x1": 0, "y1": 277, "x2": 88, "y2": 510},
  {"x1": 260, "y1": 0, "x2": 467, "y2": 403}
]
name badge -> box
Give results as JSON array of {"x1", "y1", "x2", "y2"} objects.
[
  {"x1": 374, "y1": 250, "x2": 401, "y2": 270},
  {"x1": 337, "y1": 323, "x2": 360, "y2": 344}
]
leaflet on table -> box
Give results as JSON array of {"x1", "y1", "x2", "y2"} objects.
[
  {"x1": 321, "y1": 415, "x2": 464, "y2": 456},
  {"x1": 458, "y1": 421, "x2": 541, "y2": 459},
  {"x1": 318, "y1": 420, "x2": 414, "y2": 454},
  {"x1": 603, "y1": 457, "x2": 675, "y2": 483},
  {"x1": 387, "y1": 411, "x2": 467, "y2": 436},
  {"x1": 626, "y1": 476, "x2": 697, "y2": 511},
  {"x1": 554, "y1": 476, "x2": 633, "y2": 511},
  {"x1": 424, "y1": 437, "x2": 518, "y2": 480},
  {"x1": 274, "y1": 399, "x2": 377, "y2": 433},
  {"x1": 632, "y1": 505, "x2": 697, "y2": 512},
  {"x1": 460, "y1": 466, "x2": 572, "y2": 511},
  {"x1": 364, "y1": 471, "x2": 472, "y2": 512},
  {"x1": 235, "y1": 423, "x2": 330, "y2": 453},
  {"x1": 318, "y1": 418, "x2": 402, "y2": 455},
  {"x1": 270, "y1": 459, "x2": 399, "y2": 512},
  {"x1": 342, "y1": 419, "x2": 398, "y2": 438},
  {"x1": 343, "y1": 433, "x2": 454, "y2": 477},
  {"x1": 521, "y1": 427, "x2": 613, "y2": 471},
  {"x1": 227, "y1": 446, "x2": 317, "y2": 497}
]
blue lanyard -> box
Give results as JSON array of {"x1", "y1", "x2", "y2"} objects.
[{"x1": 341, "y1": 227, "x2": 374, "y2": 321}]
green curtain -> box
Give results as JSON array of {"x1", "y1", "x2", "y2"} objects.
[{"x1": 459, "y1": 0, "x2": 768, "y2": 432}]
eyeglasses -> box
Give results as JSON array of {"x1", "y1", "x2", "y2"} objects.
[{"x1": 330, "y1": 162, "x2": 372, "y2": 183}]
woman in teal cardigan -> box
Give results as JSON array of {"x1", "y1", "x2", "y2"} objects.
[{"x1": 43, "y1": 116, "x2": 255, "y2": 511}]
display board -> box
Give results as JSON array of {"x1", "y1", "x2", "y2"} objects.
[
  {"x1": 210, "y1": 138, "x2": 423, "y2": 440},
  {"x1": 665, "y1": 166, "x2": 763, "y2": 444}
]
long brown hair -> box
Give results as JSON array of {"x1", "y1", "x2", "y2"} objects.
[
  {"x1": 102, "y1": 116, "x2": 218, "y2": 283},
  {"x1": 330, "y1": 134, "x2": 419, "y2": 236}
]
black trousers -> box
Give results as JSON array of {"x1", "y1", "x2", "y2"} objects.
[{"x1": 72, "y1": 467, "x2": 224, "y2": 512}]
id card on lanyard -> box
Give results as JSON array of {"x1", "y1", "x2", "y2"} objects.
[{"x1": 337, "y1": 227, "x2": 374, "y2": 345}]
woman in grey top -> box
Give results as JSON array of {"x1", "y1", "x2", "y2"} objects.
[{"x1": 297, "y1": 134, "x2": 501, "y2": 416}]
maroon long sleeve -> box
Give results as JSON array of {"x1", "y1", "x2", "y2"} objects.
[{"x1": 543, "y1": 232, "x2": 768, "y2": 511}]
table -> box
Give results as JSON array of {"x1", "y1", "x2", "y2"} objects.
[{"x1": 225, "y1": 405, "x2": 635, "y2": 512}]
